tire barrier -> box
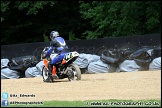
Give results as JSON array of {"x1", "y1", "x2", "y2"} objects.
[
  {"x1": 73, "y1": 54, "x2": 100, "y2": 68},
  {"x1": 67, "y1": 46, "x2": 108, "y2": 56},
  {"x1": 100, "y1": 49, "x2": 126, "y2": 64},
  {"x1": 87, "y1": 60, "x2": 109, "y2": 74},
  {"x1": 1, "y1": 68, "x2": 21, "y2": 79},
  {"x1": 1, "y1": 34, "x2": 161, "y2": 78},
  {"x1": 6, "y1": 55, "x2": 39, "y2": 78},
  {"x1": 149, "y1": 57, "x2": 161, "y2": 71},
  {"x1": 99, "y1": 46, "x2": 161, "y2": 71},
  {"x1": 1, "y1": 34, "x2": 160, "y2": 59},
  {"x1": 1, "y1": 59, "x2": 9, "y2": 69},
  {"x1": 25, "y1": 67, "x2": 42, "y2": 78},
  {"x1": 1, "y1": 53, "x2": 161, "y2": 79},
  {"x1": 119, "y1": 60, "x2": 140, "y2": 72},
  {"x1": 33, "y1": 46, "x2": 45, "y2": 61}
]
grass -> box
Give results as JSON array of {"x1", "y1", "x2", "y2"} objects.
[{"x1": 4, "y1": 99, "x2": 161, "y2": 107}]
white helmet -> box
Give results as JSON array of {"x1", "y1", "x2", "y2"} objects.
[{"x1": 50, "y1": 31, "x2": 59, "y2": 39}]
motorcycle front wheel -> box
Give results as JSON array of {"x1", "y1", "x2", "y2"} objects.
[{"x1": 42, "y1": 66, "x2": 53, "y2": 82}]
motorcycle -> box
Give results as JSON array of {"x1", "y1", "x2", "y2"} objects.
[{"x1": 41, "y1": 47, "x2": 81, "y2": 82}]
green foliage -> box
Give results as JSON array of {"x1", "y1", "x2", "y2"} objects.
[
  {"x1": 68, "y1": 31, "x2": 80, "y2": 40},
  {"x1": 1, "y1": 1, "x2": 161, "y2": 45},
  {"x1": 79, "y1": 1, "x2": 161, "y2": 39},
  {"x1": 82, "y1": 30, "x2": 98, "y2": 39},
  {"x1": 68, "y1": 31, "x2": 75, "y2": 40},
  {"x1": 145, "y1": 1, "x2": 161, "y2": 33},
  {"x1": 43, "y1": 35, "x2": 49, "y2": 42},
  {"x1": 14, "y1": 1, "x2": 56, "y2": 15},
  {"x1": 1, "y1": 1, "x2": 10, "y2": 22},
  {"x1": 1, "y1": 1, "x2": 10, "y2": 12},
  {"x1": 1, "y1": 1, "x2": 83, "y2": 45},
  {"x1": 1, "y1": 1, "x2": 57, "y2": 44}
]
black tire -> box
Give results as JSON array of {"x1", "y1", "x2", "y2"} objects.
[
  {"x1": 42, "y1": 66, "x2": 53, "y2": 82},
  {"x1": 42, "y1": 66, "x2": 48, "y2": 81},
  {"x1": 68, "y1": 63, "x2": 81, "y2": 81},
  {"x1": 33, "y1": 46, "x2": 45, "y2": 61}
]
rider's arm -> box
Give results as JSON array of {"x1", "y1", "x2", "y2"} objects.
[{"x1": 45, "y1": 46, "x2": 54, "y2": 57}]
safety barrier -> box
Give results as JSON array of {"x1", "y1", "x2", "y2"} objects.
[{"x1": 1, "y1": 34, "x2": 161, "y2": 60}]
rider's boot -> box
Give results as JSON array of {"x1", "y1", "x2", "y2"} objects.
[
  {"x1": 44, "y1": 64, "x2": 53, "y2": 82},
  {"x1": 52, "y1": 66, "x2": 58, "y2": 79}
]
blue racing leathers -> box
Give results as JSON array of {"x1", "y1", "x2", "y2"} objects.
[{"x1": 45, "y1": 37, "x2": 70, "y2": 65}]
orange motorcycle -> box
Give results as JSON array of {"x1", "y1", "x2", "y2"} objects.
[{"x1": 41, "y1": 47, "x2": 81, "y2": 82}]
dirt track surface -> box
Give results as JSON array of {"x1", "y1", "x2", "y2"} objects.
[{"x1": 1, "y1": 70, "x2": 161, "y2": 102}]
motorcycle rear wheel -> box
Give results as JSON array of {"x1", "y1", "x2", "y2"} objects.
[{"x1": 67, "y1": 63, "x2": 81, "y2": 81}]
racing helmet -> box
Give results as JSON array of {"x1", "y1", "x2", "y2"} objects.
[{"x1": 50, "y1": 31, "x2": 59, "y2": 39}]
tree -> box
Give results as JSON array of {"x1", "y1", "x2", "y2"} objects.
[
  {"x1": 1, "y1": 1, "x2": 160, "y2": 45},
  {"x1": 1, "y1": 1, "x2": 84, "y2": 45},
  {"x1": 79, "y1": 1, "x2": 161, "y2": 39},
  {"x1": 1, "y1": 1, "x2": 56, "y2": 44}
]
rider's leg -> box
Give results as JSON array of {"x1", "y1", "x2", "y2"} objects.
[
  {"x1": 44, "y1": 58, "x2": 56, "y2": 82},
  {"x1": 45, "y1": 53, "x2": 68, "y2": 82},
  {"x1": 48, "y1": 63, "x2": 57, "y2": 78},
  {"x1": 50, "y1": 53, "x2": 67, "y2": 75},
  {"x1": 44, "y1": 62, "x2": 57, "y2": 82},
  {"x1": 52, "y1": 66, "x2": 56, "y2": 75},
  {"x1": 48, "y1": 63, "x2": 53, "y2": 76}
]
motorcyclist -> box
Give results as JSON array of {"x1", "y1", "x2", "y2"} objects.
[{"x1": 42, "y1": 31, "x2": 70, "y2": 82}]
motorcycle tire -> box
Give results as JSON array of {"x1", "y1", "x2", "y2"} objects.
[
  {"x1": 42, "y1": 66, "x2": 53, "y2": 82},
  {"x1": 67, "y1": 63, "x2": 81, "y2": 81}
]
